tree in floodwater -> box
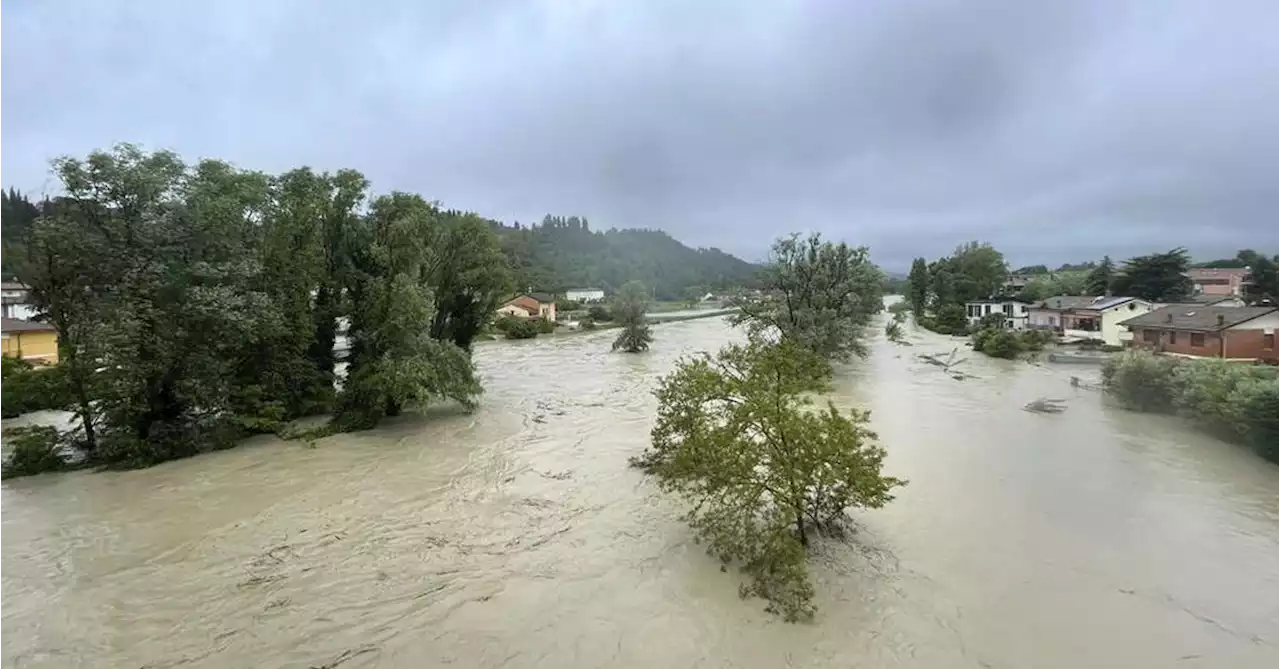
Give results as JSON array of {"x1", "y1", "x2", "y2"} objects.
[
  {"x1": 906, "y1": 257, "x2": 929, "y2": 316},
  {"x1": 732, "y1": 233, "x2": 883, "y2": 361},
  {"x1": 611, "y1": 280, "x2": 653, "y2": 352},
  {"x1": 335, "y1": 193, "x2": 482, "y2": 430},
  {"x1": 632, "y1": 340, "x2": 905, "y2": 621},
  {"x1": 427, "y1": 210, "x2": 512, "y2": 351}
]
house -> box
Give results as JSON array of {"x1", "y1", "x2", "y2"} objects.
[
  {"x1": 497, "y1": 293, "x2": 557, "y2": 322},
  {"x1": 564, "y1": 288, "x2": 605, "y2": 303},
  {"x1": 1, "y1": 281, "x2": 36, "y2": 320},
  {"x1": 1, "y1": 317, "x2": 58, "y2": 364},
  {"x1": 964, "y1": 298, "x2": 1030, "y2": 330},
  {"x1": 1187, "y1": 268, "x2": 1250, "y2": 297},
  {"x1": 1160, "y1": 294, "x2": 1246, "y2": 308},
  {"x1": 1120, "y1": 306, "x2": 1278, "y2": 364},
  {"x1": 1027, "y1": 295, "x2": 1156, "y2": 346}
]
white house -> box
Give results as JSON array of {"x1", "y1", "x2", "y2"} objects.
[
  {"x1": 964, "y1": 299, "x2": 1029, "y2": 330},
  {"x1": 1, "y1": 281, "x2": 36, "y2": 320},
  {"x1": 1027, "y1": 295, "x2": 1155, "y2": 346},
  {"x1": 565, "y1": 288, "x2": 605, "y2": 303}
]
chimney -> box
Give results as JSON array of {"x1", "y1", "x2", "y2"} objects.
[
  {"x1": 1217, "y1": 314, "x2": 1225, "y2": 326},
  {"x1": 1165, "y1": 312, "x2": 1173, "y2": 323}
]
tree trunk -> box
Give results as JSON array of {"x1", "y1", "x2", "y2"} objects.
[
  {"x1": 796, "y1": 513, "x2": 808, "y2": 548},
  {"x1": 385, "y1": 397, "x2": 402, "y2": 417}
]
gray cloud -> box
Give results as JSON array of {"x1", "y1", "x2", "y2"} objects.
[{"x1": 3, "y1": 0, "x2": 1275, "y2": 268}]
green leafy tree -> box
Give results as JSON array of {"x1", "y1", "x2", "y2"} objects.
[
  {"x1": 949, "y1": 241, "x2": 1007, "y2": 302},
  {"x1": 632, "y1": 340, "x2": 904, "y2": 621},
  {"x1": 428, "y1": 210, "x2": 512, "y2": 351},
  {"x1": 1085, "y1": 256, "x2": 1114, "y2": 296},
  {"x1": 611, "y1": 280, "x2": 653, "y2": 352},
  {"x1": 335, "y1": 193, "x2": 481, "y2": 430},
  {"x1": 1244, "y1": 255, "x2": 1278, "y2": 305},
  {"x1": 1109, "y1": 248, "x2": 1193, "y2": 301},
  {"x1": 1, "y1": 188, "x2": 42, "y2": 279},
  {"x1": 732, "y1": 233, "x2": 883, "y2": 361},
  {"x1": 906, "y1": 257, "x2": 929, "y2": 315}
]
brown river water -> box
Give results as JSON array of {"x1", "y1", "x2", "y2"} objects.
[{"x1": 3, "y1": 312, "x2": 1277, "y2": 668}]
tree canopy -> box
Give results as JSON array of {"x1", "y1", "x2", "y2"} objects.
[
  {"x1": 611, "y1": 280, "x2": 653, "y2": 353},
  {"x1": 10, "y1": 144, "x2": 504, "y2": 471},
  {"x1": 1109, "y1": 248, "x2": 1193, "y2": 302},
  {"x1": 732, "y1": 233, "x2": 884, "y2": 361},
  {"x1": 632, "y1": 340, "x2": 904, "y2": 620}
]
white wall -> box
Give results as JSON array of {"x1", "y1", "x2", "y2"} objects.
[{"x1": 1100, "y1": 300, "x2": 1154, "y2": 346}]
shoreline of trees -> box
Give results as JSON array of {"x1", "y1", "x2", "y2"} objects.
[{"x1": 4, "y1": 145, "x2": 514, "y2": 476}]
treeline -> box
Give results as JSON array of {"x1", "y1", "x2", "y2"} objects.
[
  {"x1": 905, "y1": 241, "x2": 1008, "y2": 334},
  {"x1": 495, "y1": 215, "x2": 759, "y2": 300},
  {"x1": 634, "y1": 233, "x2": 904, "y2": 621},
  {"x1": 4, "y1": 144, "x2": 511, "y2": 474},
  {"x1": 1102, "y1": 351, "x2": 1278, "y2": 462}
]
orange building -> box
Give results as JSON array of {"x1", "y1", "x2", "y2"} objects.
[{"x1": 1, "y1": 318, "x2": 59, "y2": 364}]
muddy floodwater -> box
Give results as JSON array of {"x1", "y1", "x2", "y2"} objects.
[{"x1": 3, "y1": 313, "x2": 1277, "y2": 668}]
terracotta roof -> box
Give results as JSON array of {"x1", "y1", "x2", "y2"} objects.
[
  {"x1": 1, "y1": 317, "x2": 55, "y2": 333},
  {"x1": 1119, "y1": 306, "x2": 1277, "y2": 332}
]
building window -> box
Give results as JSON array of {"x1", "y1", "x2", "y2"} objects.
[
  {"x1": 1169, "y1": 331, "x2": 1177, "y2": 345},
  {"x1": 1190, "y1": 333, "x2": 1205, "y2": 347},
  {"x1": 984, "y1": 304, "x2": 992, "y2": 315},
  {"x1": 1143, "y1": 329, "x2": 1158, "y2": 343},
  {"x1": 1265, "y1": 334, "x2": 1276, "y2": 350}
]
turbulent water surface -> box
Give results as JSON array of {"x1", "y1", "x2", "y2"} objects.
[{"x1": 3, "y1": 313, "x2": 1277, "y2": 668}]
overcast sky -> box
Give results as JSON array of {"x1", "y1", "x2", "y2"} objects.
[{"x1": 3, "y1": 0, "x2": 1276, "y2": 269}]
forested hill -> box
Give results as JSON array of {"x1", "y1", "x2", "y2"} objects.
[
  {"x1": 493, "y1": 215, "x2": 759, "y2": 300},
  {"x1": 4, "y1": 188, "x2": 757, "y2": 300}
]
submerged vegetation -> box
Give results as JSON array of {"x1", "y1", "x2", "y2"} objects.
[
  {"x1": 611, "y1": 281, "x2": 654, "y2": 353},
  {"x1": 638, "y1": 233, "x2": 904, "y2": 621},
  {"x1": 1102, "y1": 351, "x2": 1278, "y2": 461},
  {"x1": 5, "y1": 144, "x2": 512, "y2": 474}
]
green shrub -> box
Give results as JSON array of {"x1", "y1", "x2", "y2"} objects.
[
  {"x1": 495, "y1": 315, "x2": 539, "y2": 339},
  {"x1": 536, "y1": 317, "x2": 555, "y2": 334},
  {"x1": 1101, "y1": 351, "x2": 1181, "y2": 412},
  {"x1": 1235, "y1": 382, "x2": 1278, "y2": 461},
  {"x1": 2, "y1": 426, "x2": 68, "y2": 479},
  {"x1": 588, "y1": 305, "x2": 613, "y2": 322},
  {"x1": 1016, "y1": 328, "x2": 1055, "y2": 352},
  {"x1": 2, "y1": 357, "x2": 73, "y2": 418}
]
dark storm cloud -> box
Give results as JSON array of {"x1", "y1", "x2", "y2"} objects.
[{"x1": 3, "y1": 0, "x2": 1275, "y2": 268}]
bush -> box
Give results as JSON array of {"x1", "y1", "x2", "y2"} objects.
[
  {"x1": 1101, "y1": 351, "x2": 1181, "y2": 412},
  {"x1": 588, "y1": 305, "x2": 613, "y2": 322},
  {"x1": 558, "y1": 299, "x2": 582, "y2": 312},
  {"x1": 2, "y1": 357, "x2": 72, "y2": 418},
  {"x1": 536, "y1": 317, "x2": 555, "y2": 334},
  {"x1": 494, "y1": 315, "x2": 539, "y2": 339},
  {"x1": 972, "y1": 327, "x2": 1020, "y2": 358},
  {"x1": 921, "y1": 303, "x2": 968, "y2": 335},
  {"x1": 1102, "y1": 351, "x2": 1278, "y2": 461},
  {"x1": 2, "y1": 426, "x2": 68, "y2": 479},
  {"x1": 1236, "y1": 382, "x2": 1278, "y2": 461}
]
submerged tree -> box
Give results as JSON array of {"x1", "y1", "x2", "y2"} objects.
[
  {"x1": 427, "y1": 210, "x2": 512, "y2": 351},
  {"x1": 335, "y1": 193, "x2": 482, "y2": 430},
  {"x1": 732, "y1": 233, "x2": 883, "y2": 361},
  {"x1": 632, "y1": 340, "x2": 905, "y2": 621},
  {"x1": 611, "y1": 280, "x2": 653, "y2": 352},
  {"x1": 906, "y1": 257, "x2": 929, "y2": 316}
]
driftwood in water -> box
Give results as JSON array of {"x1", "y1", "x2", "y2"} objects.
[
  {"x1": 1023, "y1": 398, "x2": 1068, "y2": 414},
  {"x1": 918, "y1": 348, "x2": 977, "y2": 380}
]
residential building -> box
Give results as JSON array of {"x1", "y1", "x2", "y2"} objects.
[
  {"x1": 1187, "y1": 268, "x2": 1249, "y2": 297},
  {"x1": 564, "y1": 288, "x2": 605, "y2": 303},
  {"x1": 1120, "y1": 306, "x2": 1279, "y2": 364},
  {"x1": 1, "y1": 281, "x2": 36, "y2": 320},
  {"x1": 964, "y1": 298, "x2": 1030, "y2": 330},
  {"x1": 1160, "y1": 295, "x2": 1246, "y2": 308},
  {"x1": 1027, "y1": 295, "x2": 1155, "y2": 346},
  {"x1": 497, "y1": 293, "x2": 557, "y2": 322},
  {"x1": 1, "y1": 317, "x2": 59, "y2": 364}
]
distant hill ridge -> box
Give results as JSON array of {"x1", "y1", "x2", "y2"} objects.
[{"x1": 493, "y1": 215, "x2": 758, "y2": 300}]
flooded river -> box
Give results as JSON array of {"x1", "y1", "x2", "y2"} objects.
[{"x1": 3, "y1": 313, "x2": 1276, "y2": 668}]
